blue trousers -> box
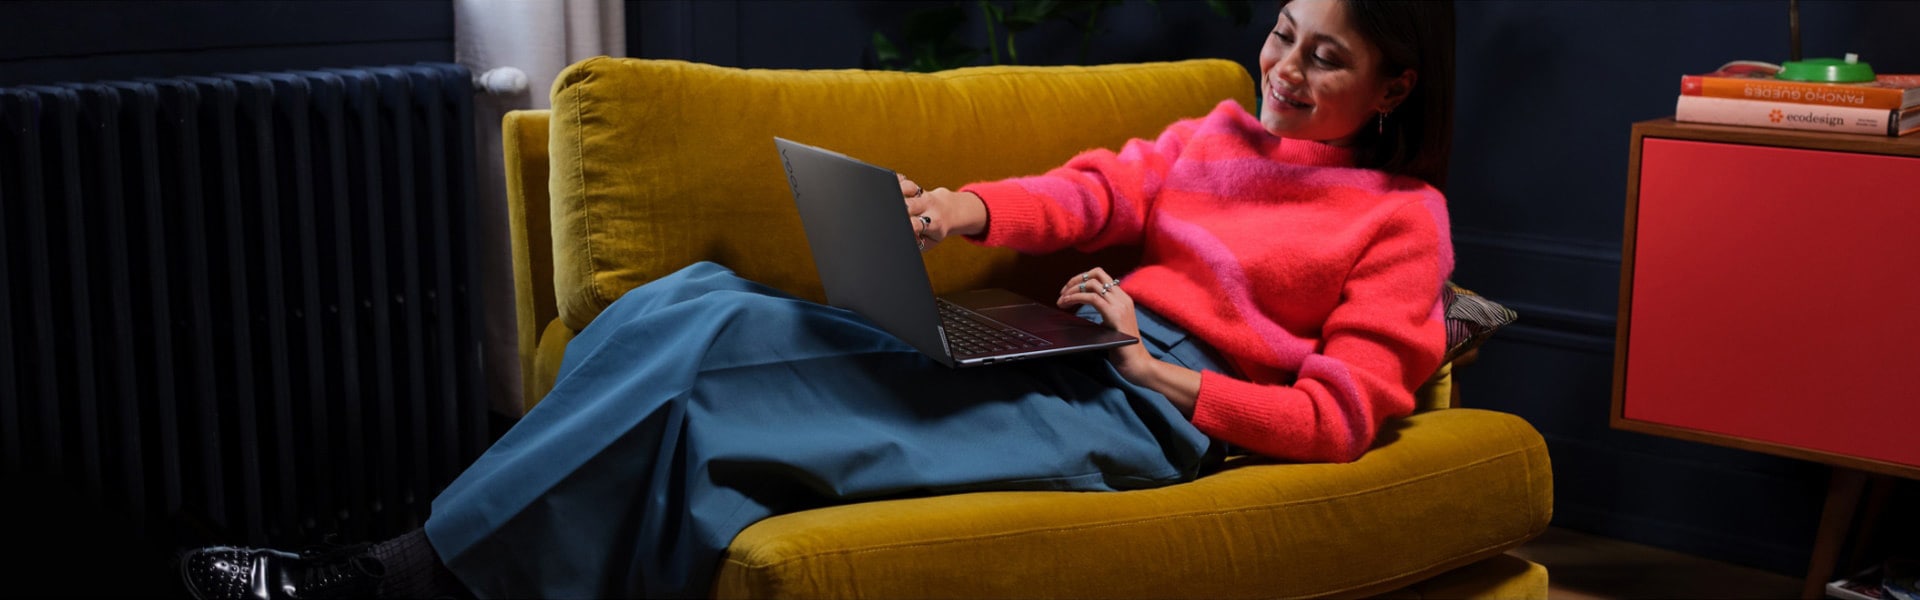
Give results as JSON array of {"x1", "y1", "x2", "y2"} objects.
[{"x1": 425, "y1": 262, "x2": 1221, "y2": 598}]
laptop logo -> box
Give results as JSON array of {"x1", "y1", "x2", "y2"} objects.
[{"x1": 779, "y1": 146, "x2": 802, "y2": 202}]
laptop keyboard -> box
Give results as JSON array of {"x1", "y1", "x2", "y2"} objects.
[{"x1": 936, "y1": 299, "x2": 1053, "y2": 357}]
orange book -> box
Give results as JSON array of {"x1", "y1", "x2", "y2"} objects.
[{"x1": 1680, "y1": 61, "x2": 1920, "y2": 111}]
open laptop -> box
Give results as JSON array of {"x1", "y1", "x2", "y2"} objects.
[{"x1": 775, "y1": 137, "x2": 1138, "y2": 367}]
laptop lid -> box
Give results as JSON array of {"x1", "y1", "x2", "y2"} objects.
[
  {"x1": 776, "y1": 137, "x2": 953, "y2": 362},
  {"x1": 775, "y1": 137, "x2": 1138, "y2": 367}
]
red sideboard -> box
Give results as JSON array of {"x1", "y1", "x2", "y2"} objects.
[{"x1": 1615, "y1": 117, "x2": 1920, "y2": 598}]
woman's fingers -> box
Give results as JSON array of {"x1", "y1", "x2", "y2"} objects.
[
  {"x1": 1057, "y1": 269, "x2": 1136, "y2": 341},
  {"x1": 899, "y1": 175, "x2": 938, "y2": 252},
  {"x1": 1059, "y1": 267, "x2": 1118, "y2": 298},
  {"x1": 897, "y1": 173, "x2": 924, "y2": 199}
]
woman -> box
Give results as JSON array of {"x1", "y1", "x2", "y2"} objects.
[{"x1": 181, "y1": 0, "x2": 1456, "y2": 598}]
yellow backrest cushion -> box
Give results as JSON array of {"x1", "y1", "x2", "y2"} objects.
[{"x1": 547, "y1": 57, "x2": 1255, "y2": 331}]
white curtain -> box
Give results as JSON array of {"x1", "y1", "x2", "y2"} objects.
[{"x1": 456, "y1": 0, "x2": 625, "y2": 417}]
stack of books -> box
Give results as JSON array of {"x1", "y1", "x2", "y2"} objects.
[
  {"x1": 1674, "y1": 61, "x2": 1920, "y2": 137},
  {"x1": 1828, "y1": 558, "x2": 1920, "y2": 600}
]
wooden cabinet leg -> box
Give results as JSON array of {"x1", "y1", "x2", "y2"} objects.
[
  {"x1": 1803, "y1": 467, "x2": 1868, "y2": 599},
  {"x1": 1842, "y1": 475, "x2": 1897, "y2": 578}
]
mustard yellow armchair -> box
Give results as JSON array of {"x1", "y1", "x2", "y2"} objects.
[{"x1": 504, "y1": 57, "x2": 1552, "y2": 599}]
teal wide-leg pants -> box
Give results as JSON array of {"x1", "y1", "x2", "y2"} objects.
[{"x1": 424, "y1": 262, "x2": 1221, "y2": 599}]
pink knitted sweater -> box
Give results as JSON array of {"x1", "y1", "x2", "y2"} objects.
[{"x1": 961, "y1": 100, "x2": 1452, "y2": 463}]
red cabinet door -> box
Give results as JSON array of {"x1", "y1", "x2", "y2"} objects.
[{"x1": 1625, "y1": 137, "x2": 1920, "y2": 469}]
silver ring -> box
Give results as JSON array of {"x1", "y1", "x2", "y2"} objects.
[
  {"x1": 1078, "y1": 282, "x2": 1087, "y2": 294},
  {"x1": 1082, "y1": 272, "x2": 1092, "y2": 282},
  {"x1": 1103, "y1": 278, "x2": 1120, "y2": 292},
  {"x1": 911, "y1": 188, "x2": 925, "y2": 198},
  {"x1": 919, "y1": 215, "x2": 932, "y2": 230}
]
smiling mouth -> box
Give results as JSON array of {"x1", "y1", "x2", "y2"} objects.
[{"x1": 1267, "y1": 79, "x2": 1312, "y2": 109}]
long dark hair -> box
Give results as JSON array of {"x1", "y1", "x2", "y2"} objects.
[{"x1": 1337, "y1": 0, "x2": 1456, "y2": 191}]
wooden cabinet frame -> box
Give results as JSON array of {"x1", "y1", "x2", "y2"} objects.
[{"x1": 1614, "y1": 118, "x2": 1920, "y2": 598}]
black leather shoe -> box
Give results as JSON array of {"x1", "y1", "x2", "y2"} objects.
[{"x1": 180, "y1": 545, "x2": 386, "y2": 600}]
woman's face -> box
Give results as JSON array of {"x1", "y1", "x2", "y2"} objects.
[{"x1": 1256, "y1": 0, "x2": 1412, "y2": 144}]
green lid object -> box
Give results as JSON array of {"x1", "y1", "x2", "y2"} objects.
[{"x1": 1777, "y1": 53, "x2": 1876, "y2": 83}]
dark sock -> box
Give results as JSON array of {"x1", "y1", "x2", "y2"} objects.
[{"x1": 369, "y1": 528, "x2": 471, "y2": 599}]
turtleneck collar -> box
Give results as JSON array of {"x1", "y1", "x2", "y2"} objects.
[
  {"x1": 1220, "y1": 99, "x2": 1361, "y2": 169},
  {"x1": 1276, "y1": 137, "x2": 1357, "y2": 169}
]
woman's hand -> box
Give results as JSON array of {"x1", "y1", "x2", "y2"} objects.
[
  {"x1": 898, "y1": 173, "x2": 988, "y2": 253},
  {"x1": 1057, "y1": 268, "x2": 1199, "y2": 415}
]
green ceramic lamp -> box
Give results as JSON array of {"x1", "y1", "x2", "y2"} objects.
[
  {"x1": 1778, "y1": 54, "x2": 1876, "y2": 83},
  {"x1": 1779, "y1": 0, "x2": 1876, "y2": 82}
]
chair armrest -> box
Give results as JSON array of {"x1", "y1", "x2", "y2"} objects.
[{"x1": 503, "y1": 109, "x2": 557, "y2": 413}]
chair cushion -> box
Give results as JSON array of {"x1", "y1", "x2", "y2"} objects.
[
  {"x1": 545, "y1": 57, "x2": 1255, "y2": 331},
  {"x1": 715, "y1": 408, "x2": 1552, "y2": 599}
]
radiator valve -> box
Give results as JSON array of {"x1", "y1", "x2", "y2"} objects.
[{"x1": 476, "y1": 67, "x2": 529, "y2": 95}]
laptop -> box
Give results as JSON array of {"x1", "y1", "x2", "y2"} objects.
[{"x1": 775, "y1": 137, "x2": 1138, "y2": 367}]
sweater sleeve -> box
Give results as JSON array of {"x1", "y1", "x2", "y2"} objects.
[
  {"x1": 959, "y1": 117, "x2": 1204, "y2": 254},
  {"x1": 1188, "y1": 201, "x2": 1450, "y2": 463}
]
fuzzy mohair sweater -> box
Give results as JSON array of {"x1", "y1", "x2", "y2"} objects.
[{"x1": 961, "y1": 100, "x2": 1452, "y2": 463}]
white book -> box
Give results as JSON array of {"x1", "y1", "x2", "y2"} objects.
[{"x1": 1675, "y1": 94, "x2": 1920, "y2": 136}]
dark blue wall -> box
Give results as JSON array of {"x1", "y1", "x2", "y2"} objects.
[
  {"x1": 631, "y1": 0, "x2": 1920, "y2": 576},
  {"x1": 0, "y1": 0, "x2": 452, "y2": 87}
]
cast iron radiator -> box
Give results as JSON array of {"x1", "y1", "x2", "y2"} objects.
[{"x1": 0, "y1": 63, "x2": 491, "y2": 547}]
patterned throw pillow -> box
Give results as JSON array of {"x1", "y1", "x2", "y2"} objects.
[{"x1": 1442, "y1": 281, "x2": 1517, "y2": 364}]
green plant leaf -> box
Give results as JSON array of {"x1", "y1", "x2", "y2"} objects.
[
  {"x1": 979, "y1": 0, "x2": 1004, "y2": 64},
  {"x1": 872, "y1": 31, "x2": 902, "y2": 67},
  {"x1": 1000, "y1": 0, "x2": 1061, "y2": 31},
  {"x1": 869, "y1": 3, "x2": 988, "y2": 72},
  {"x1": 907, "y1": 35, "x2": 982, "y2": 72}
]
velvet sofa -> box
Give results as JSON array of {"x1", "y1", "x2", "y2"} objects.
[{"x1": 502, "y1": 56, "x2": 1553, "y2": 599}]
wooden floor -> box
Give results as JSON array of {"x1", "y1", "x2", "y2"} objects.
[{"x1": 1507, "y1": 526, "x2": 1805, "y2": 599}]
